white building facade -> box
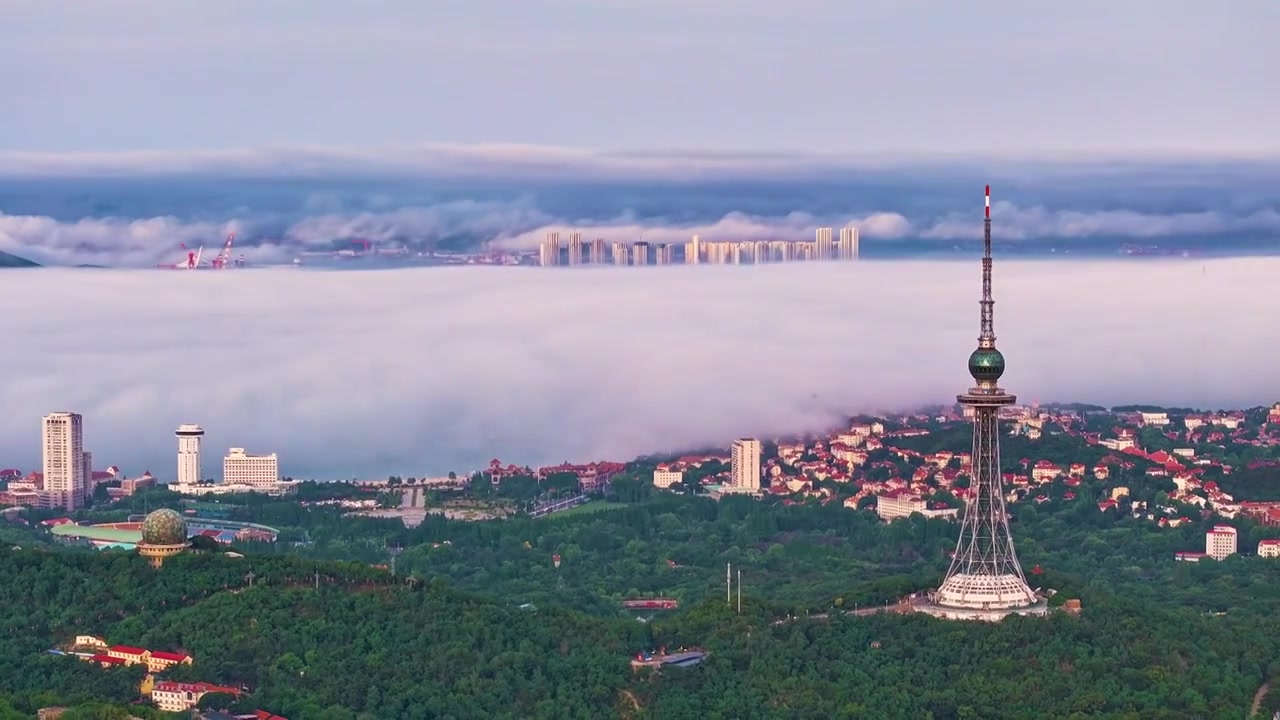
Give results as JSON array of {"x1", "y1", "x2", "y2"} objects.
[
  {"x1": 876, "y1": 491, "x2": 926, "y2": 520},
  {"x1": 175, "y1": 424, "x2": 204, "y2": 485},
  {"x1": 652, "y1": 468, "x2": 684, "y2": 489},
  {"x1": 222, "y1": 448, "x2": 279, "y2": 487},
  {"x1": 1206, "y1": 525, "x2": 1238, "y2": 560}
]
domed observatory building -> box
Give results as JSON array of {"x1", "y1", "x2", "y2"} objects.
[{"x1": 136, "y1": 509, "x2": 190, "y2": 568}]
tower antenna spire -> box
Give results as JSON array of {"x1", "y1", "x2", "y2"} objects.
[{"x1": 979, "y1": 185, "x2": 995, "y2": 346}]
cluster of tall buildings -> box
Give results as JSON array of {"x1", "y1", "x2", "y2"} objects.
[
  {"x1": 170, "y1": 424, "x2": 280, "y2": 491},
  {"x1": 0, "y1": 415, "x2": 285, "y2": 511},
  {"x1": 538, "y1": 228, "x2": 860, "y2": 267}
]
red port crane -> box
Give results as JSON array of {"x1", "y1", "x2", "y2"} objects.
[{"x1": 211, "y1": 232, "x2": 236, "y2": 269}]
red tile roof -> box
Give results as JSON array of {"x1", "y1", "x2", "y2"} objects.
[
  {"x1": 91, "y1": 654, "x2": 127, "y2": 665},
  {"x1": 109, "y1": 645, "x2": 147, "y2": 656},
  {"x1": 154, "y1": 681, "x2": 241, "y2": 696},
  {"x1": 150, "y1": 650, "x2": 191, "y2": 662}
]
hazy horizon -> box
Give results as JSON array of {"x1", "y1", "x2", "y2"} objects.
[
  {"x1": 3, "y1": 261, "x2": 1276, "y2": 480},
  {"x1": 3, "y1": 156, "x2": 1280, "y2": 266}
]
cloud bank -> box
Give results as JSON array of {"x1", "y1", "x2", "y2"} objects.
[
  {"x1": 5, "y1": 201, "x2": 1280, "y2": 267},
  {"x1": 1, "y1": 261, "x2": 1276, "y2": 481},
  {"x1": 2, "y1": 152, "x2": 1279, "y2": 265}
]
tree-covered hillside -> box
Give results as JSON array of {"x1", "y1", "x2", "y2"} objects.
[{"x1": 6, "y1": 490, "x2": 1280, "y2": 719}]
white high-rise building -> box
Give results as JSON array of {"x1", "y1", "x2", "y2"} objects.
[
  {"x1": 1206, "y1": 525, "x2": 1238, "y2": 560},
  {"x1": 223, "y1": 448, "x2": 279, "y2": 488},
  {"x1": 539, "y1": 232, "x2": 561, "y2": 267},
  {"x1": 815, "y1": 227, "x2": 833, "y2": 260},
  {"x1": 176, "y1": 424, "x2": 204, "y2": 485},
  {"x1": 690, "y1": 234, "x2": 701, "y2": 264},
  {"x1": 43, "y1": 412, "x2": 86, "y2": 510},
  {"x1": 839, "y1": 227, "x2": 860, "y2": 260},
  {"x1": 729, "y1": 438, "x2": 762, "y2": 493},
  {"x1": 568, "y1": 232, "x2": 583, "y2": 265}
]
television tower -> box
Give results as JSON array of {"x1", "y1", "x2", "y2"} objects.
[{"x1": 921, "y1": 185, "x2": 1046, "y2": 621}]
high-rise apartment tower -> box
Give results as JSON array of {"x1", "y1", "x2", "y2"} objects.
[
  {"x1": 839, "y1": 227, "x2": 860, "y2": 260},
  {"x1": 729, "y1": 439, "x2": 762, "y2": 493},
  {"x1": 815, "y1": 227, "x2": 833, "y2": 260},
  {"x1": 42, "y1": 412, "x2": 86, "y2": 510}
]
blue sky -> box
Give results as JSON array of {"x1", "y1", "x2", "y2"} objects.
[{"x1": 2, "y1": 0, "x2": 1276, "y2": 156}]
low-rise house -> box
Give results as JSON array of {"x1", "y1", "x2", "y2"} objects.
[{"x1": 152, "y1": 681, "x2": 241, "y2": 713}]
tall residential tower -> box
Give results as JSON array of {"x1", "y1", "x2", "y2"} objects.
[
  {"x1": 838, "y1": 227, "x2": 860, "y2": 260},
  {"x1": 814, "y1": 227, "x2": 833, "y2": 260},
  {"x1": 919, "y1": 186, "x2": 1047, "y2": 621},
  {"x1": 729, "y1": 438, "x2": 761, "y2": 494},
  {"x1": 42, "y1": 412, "x2": 86, "y2": 510}
]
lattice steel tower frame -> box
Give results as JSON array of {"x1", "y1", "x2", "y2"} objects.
[{"x1": 932, "y1": 185, "x2": 1039, "y2": 612}]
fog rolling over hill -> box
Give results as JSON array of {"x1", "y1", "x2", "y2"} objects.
[{"x1": 1, "y1": 260, "x2": 1275, "y2": 479}]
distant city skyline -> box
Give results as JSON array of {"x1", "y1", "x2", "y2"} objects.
[
  {"x1": 536, "y1": 227, "x2": 860, "y2": 266},
  {"x1": 2, "y1": 1, "x2": 1276, "y2": 155}
]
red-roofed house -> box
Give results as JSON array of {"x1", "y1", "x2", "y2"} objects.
[
  {"x1": 1031, "y1": 460, "x2": 1061, "y2": 482},
  {"x1": 89, "y1": 654, "x2": 128, "y2": 667},
  {"x1": 147, "y1": 650, "x2": 193, "y2": 673},
  {"x1": 107, "y1": 645, "x2": 149, "y2": 666},
  {"x1": 151, "y1": 681, "x2": 241, "y2": 712},
  {"x1": 1259, "y1": 539, "x2": 1280, "y2": 558}
]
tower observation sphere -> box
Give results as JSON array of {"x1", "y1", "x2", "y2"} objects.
[{"x1": 968, "y1": 348, "x2": 1005, "y2": 383}]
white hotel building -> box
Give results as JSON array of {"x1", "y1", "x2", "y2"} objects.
[
  {"x1": 222, "y1": 448, "x2": 279, "y2": 488},
  {"x1": 1206, "y1": 525, "x2": 1238, "y2": 560}
]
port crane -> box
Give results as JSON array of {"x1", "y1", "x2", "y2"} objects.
[
  {"x1": 210, "y1": 232, "x2": 236, "y2": 268},
  {"x1": 158, "y1": 233, "x2": 244, "y2": 269}
]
